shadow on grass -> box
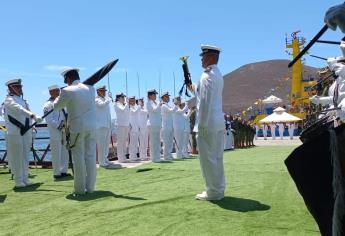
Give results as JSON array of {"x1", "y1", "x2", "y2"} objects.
[
  {"x1": 54, "y1": 176, "x2": 74, "y2": 182},
  {"x1": 0, "y1": 195, "x2": 7, "y2": 203},
  {"x1": 13, "y1": 183, "x2": 63, "y2": 193},
  {"x1": 136, "y1": 168, "x2": 154, "y2": 173},
  {"x1": 66, "y1": 190, "x2": 147, "y2": 202},
  {"x1": 211, "y1": 196, "x2": 270, "y2": 212}
]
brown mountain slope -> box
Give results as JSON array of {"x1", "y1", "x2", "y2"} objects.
[{"x1": 222, "y1": 59, "x2": 319, "y2": 114}]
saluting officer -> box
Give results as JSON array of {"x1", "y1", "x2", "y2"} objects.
[
  {"x1": 114, "y1": 92, "x2": 130, "y2": 163},
  {"x1": 160, "y1": 92, "x2": 177, "y2": 160},
  {"x1": 128, "y1": 96, "x2": 140, "y2": 161},
  {"x1": 146, "y1": 89, "x2": 162, "y2": 162},
  {"x1": 95, "y1": 85, "x2": 113, "y2": 168}
]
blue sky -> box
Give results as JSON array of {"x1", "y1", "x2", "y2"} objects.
[{"x1": 0, "y1": 0, "x2": 344, "y2": 117}]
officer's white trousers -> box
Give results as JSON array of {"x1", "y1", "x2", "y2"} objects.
[
  {"x1": 197, "y1": 129, "x2": 225, "y2": 198},
  {"x1": 70, "y1": 131, "x2": 96, "y2": 194},
  {"x1": 149, "y1": 126, "x2": 161, "y2": 162},
  {"x1": 182, "y1": 131, "x2": 190, "y2": 157},
  {"x1": 129, "y1": 130, "x2": 139, "y2": 160},
  {"x1": 96, "y1": 127, "x2": 111, "y2": 166},
  {"x1": 271, "y1": 129, "x2": 276, "y2": 140},
  {"x1": 117, "y1": 126, "x2": 129, "y2": 162},
  {"x1": 161, "y1": 129, "x2": 173, "y2": 159},
  {"x1": 223, "y1": 131, "x2": 232, "y2": 150},
  {"x1": 139, "y1": 128, "x2": 148, "y2": 159},
  {"x1": 50, "y1": 132, "x2": 69, "y2": 176},
  {"x1": 6, "y1": 133, "x2": 32, "y2": 186},
  {"x1": 174, "y1": 129, "x2": 184, "y2": 158}
]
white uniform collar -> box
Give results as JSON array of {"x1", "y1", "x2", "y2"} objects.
[{"x1": 72, "y1": 80, "x2": 80, "y2": 85}]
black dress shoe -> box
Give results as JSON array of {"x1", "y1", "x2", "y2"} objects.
[
  {"x1": 54, "y1": 175, "x2": 63, "y2": 179},
  {"x1": 61, "y1": 173, "x2": 72, "y2": 177}
]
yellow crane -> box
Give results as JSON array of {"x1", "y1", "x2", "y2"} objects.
[{"x1": 286, "y1": 31, "x2": 317, "y2": 111}]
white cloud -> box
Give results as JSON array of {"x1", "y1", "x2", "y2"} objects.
[{"x1": 41, "y1": 90, "x2": 49, "y2": 96}]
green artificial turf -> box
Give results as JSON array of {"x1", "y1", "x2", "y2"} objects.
[{"x1": 0, "y1": 146, "x2": 319, "y2": 236}]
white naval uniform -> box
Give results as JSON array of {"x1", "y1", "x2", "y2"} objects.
[
  {"x1": 223, "y1": 120, "x2": 232, "y2": 150},
  {"x1": 129, "y1": 104, "x2": 140, "y2": 161},
  {"x1": 173, "y1": 105, "x2": 188, "y2": 158},
  {"x1": 263, "y1": 124, "x2": 268, "y2": 139},
  {"x1": 4, "y1": 95, "x2": 34, "y2": 187},
  {"x1": 138, "y1": 106, "x2": 148, "y2": 160},
  {"x1": 182, "y1": 109, "x2": 192, "y2": 157},
  {"x1": 278, "y1": 123, "x2": 284, "y2": 139},
  {"x1": 161, "y1": 102, "x2": 177, "y2": 160},
  {"x1": 255, "y1": 125, "x2": 259, "y2": 140},
  {"x1": 288, "y1": 123, "x2": 295, "y2": 140},
  {"x1": 95, "y1": 95, "x2": 112, "y2": 166},
  {"x1": 115, "y1": 101, "x2": 129, "y2": 162},
  {"x1": 43, "y1": 99, "x2": 68, "y2": 176},
  {"x1": 54, "y1": 80, "x2": 97, "y2": 194},
  {"x1": 269, "y1": 123, "x2": 276, "y2": 140},
  {"x1": 146, "y1": 100, "x2": 161, "y2": 162},
  {"x1": 193, "y1": 64, "x2": 225, "y2": 199}
]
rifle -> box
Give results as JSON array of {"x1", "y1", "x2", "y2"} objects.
[
  {"x1": 288, "y1": 25, "x2": 329, "y2": 68},
  {"x1": 21, "y1": 59, "x2": 119, "y2": 135},
  {"x1": 179, "y1": 56, "x2": 192, "y2": 97}
]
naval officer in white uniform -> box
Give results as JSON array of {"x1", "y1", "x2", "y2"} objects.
[
  {"x1": 4, "y1": 79, "x2": 42, "y2": 188},
  {"x1": 114, "y1": 93, "x2": 130, "y2": 163},
  {"x1": 54, "y1": 69, "x2": 97, "y2": 195},
  {"x1": 128, "y1": 96, "x2": 140, "y2": 161},
  {"x1": 160, "y1": 92, "x2": 176, "y2": 160},
  {"x1": 95, "y1": 86, "x2": 113, "y2": 168},
  {"x1": 188, "y1": 45, "x2": 225, "y2": 201},
  {"x1": 146, "y1": 89, "x2": 162, "y2": 162},
  {"x1": 138, "y1": 98, "x2": 149, "y2": 160},
  {"x1": 43, "y1": 85, "x2": 70, "y2": 179},
  {"x1": 173, "y1": 96, "x2": 188, "y2": 159}
]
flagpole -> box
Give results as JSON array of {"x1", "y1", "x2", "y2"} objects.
[
  {"x1": 125, "y1": 70, "x2": 128, "y2": 95},
  {"x1": 137, "y1": 72, "x2": 140, "y2": 98},
  {"x1": 173, "y1": 71, "x2": 176, "y2": 98}
]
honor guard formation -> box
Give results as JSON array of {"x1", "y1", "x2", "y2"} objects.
[
  {"x1": 0, "y1": 44, "x2": 239, "y2": 200},
  {"x1": 2, "y1": 5, "x2": 345, "y2": 235}
]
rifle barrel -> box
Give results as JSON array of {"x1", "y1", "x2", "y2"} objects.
[{"x1": 288, "y1": 25, "x2": 329, "y2": 68}]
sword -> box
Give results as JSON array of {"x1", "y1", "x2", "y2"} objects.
[{"x1": 288, "y1": 25, "x2": 329, "y2": 68}]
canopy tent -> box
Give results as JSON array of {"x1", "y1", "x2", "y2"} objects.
[
  {"x1": 259, "y1": 107, "x2": 302, "y2": 123},
  {"x1": 262, "y1": 95, "x2": 282, "y2": 104}
]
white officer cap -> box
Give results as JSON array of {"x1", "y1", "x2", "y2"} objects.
[
  {"x1": 48, "y1": 85, "x2": 59, "y2": 91},
  {"x1": 5, "y1": 78, "x2": 22, "y2": 86},
  {"x1": 200, "y1": 44, "x2": 221, "y2": 56},
  {"x1": 61, "y1": 68, "x2": 80, "y2": 77},
  {"x1": 161, "y1": 91, "x2": 170, "y2": 98},
  {"x1": 147, "y1": 89, "x2": 158, "y2": 95},
  {"x1": 96, "y1": 85, "x2": 107, "y2": 90},
  {"x1": 61, "y1": 68, "x2": 80, "y2": 83},
  {"x1": 128, "y1": 96, "x2": 136, "y2": 99}
]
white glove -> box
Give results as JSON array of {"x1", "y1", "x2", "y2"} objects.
[
  {"x1": 325, "y1": 3, "x2": 345, "y2": 33},
  {"x1": 198, "y1": 126, "x2": 207, "y2": 138},
  {"x1": 310, "y1": 95, "x2": 321, "y2": 105},
  {"x1": 31, "y1": 114, "x2": 43, "y2": 123}
]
